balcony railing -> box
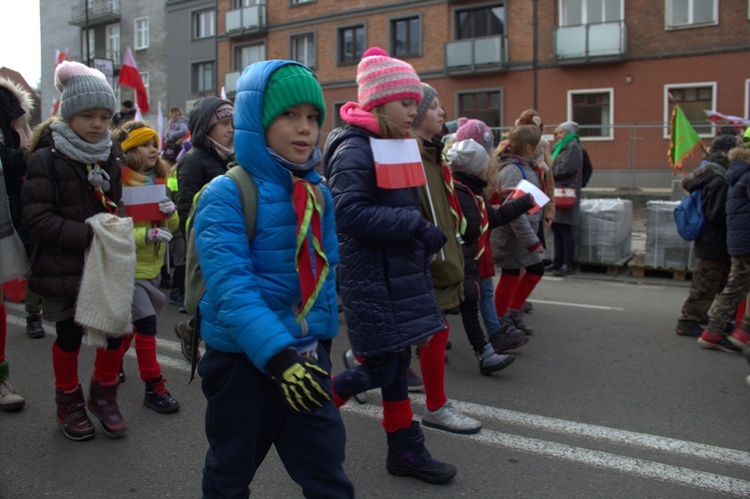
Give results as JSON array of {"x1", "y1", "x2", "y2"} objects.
[
  {"x1": 226, "y1": 6, "x2": 267, "y2": 36},
  {"x1": 69, "y1": 0, "x2": 120, "y2": 27},
  {"x1": 554, "y1": 21, "x2": 627, "y2": 65},
  {"x1": 224, "y1": 71, "x2": 241, "y2": 96},
  {"x1": 445, "y1": 35, "x2": 508, "y2": 74}
]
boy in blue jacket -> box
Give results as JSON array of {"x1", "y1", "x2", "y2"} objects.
[{"x1": 193, "y1": 60, "x2": 353, "y2": 498}]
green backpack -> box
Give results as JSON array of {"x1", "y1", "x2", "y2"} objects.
[{"x1": 184, "y1": 164, "x2": 258, "y2": 316}]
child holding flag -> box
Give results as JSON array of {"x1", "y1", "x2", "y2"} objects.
[
  {"x1": 324, "y1": 47, "x2": 457, "y2": 484},
  {"x1": 22, "y1": 61, "x2": 129, "y2": 440},
  {"x1": 114, "y1": 121, "x2": 180, "y2": 413}
]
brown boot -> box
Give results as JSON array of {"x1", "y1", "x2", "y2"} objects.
[
  {"x1": 88, "y1": 379, "x2": 127, "y2": 438},
  {"x1": 55, "y1": 385, "x2": 95, "y2": 441}
]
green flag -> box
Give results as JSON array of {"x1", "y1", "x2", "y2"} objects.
[{"x1": 668, "y1": 105, "x2": 704, "y2": 173}]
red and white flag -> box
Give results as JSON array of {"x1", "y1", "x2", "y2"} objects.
[
  {"x1": 119, "y1": 47, "x2": 149, "y2": 113},
  {"x1": 369, "y1": 138, "x2": 426, "y2": 189},
  {"x1": 50, "y1": 98, "x2": 60, "y2": 117},
  {"x1": 703, "y1": 109, "x2": 750, "y2": 126},
  {"x1": 156, "y1": 101, "x2": 164, "y2": 151},
  {"x1": 54, "y1": 49, "x2": 70, "y2": 67},
  {"x1": 121, "y1": 184, "x2": 167, "y2": 222},
  {"x1": 220, "y1": 86, "x2": 227, "y2": 100}
]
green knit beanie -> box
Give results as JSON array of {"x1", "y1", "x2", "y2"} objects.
[{"x1": 262, "y1": 64, "x2": 326, "y2": 131}]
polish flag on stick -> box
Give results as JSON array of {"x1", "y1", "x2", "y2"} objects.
[
  {"x1": 220, "y1": 86, "x2": 227, "y2": 100},
  {"x1": 121, "y1": 184, "x2": 167, "y2": 222},
  {"x1": 54, "y1": 49, "x2": 70, "y2": 67},
  {"x1": 119, "y1": 47, "x2": 149, "y2": 113},
  {"x1": 157, "y1": 101, "x2": 164, "y2": 151},
  {"x1": 370, "y1": 138, "x2": 426, "y2": 189}
]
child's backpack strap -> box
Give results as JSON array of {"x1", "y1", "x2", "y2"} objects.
[
  {"x1": 36, "y1": 146, "x2": 59, "y2": 203},
  {"x1": 185, "y1": 163, "x2": 257, "y2": 382},
  {"x1": 500, "y1": 161, "x2": 526, "y2": 180}
]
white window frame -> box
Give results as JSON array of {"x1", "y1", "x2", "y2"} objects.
[
  {"x1": 134, "y1": 17, "x2": 149, "y2": 50},
  {"x1": 559, "y1": 0, "x2": 623, "y2": 26},
  {"x1": 290, "y1": 32, "x2": 316, "y2": 69},
  {"x1": 193, "y1": 9, "x2": 215, "y2": 39},
  {"x1": 82, "y1": 28, "x2": 95, "y2": 61},
  {"x1": 665, "y1": 0, "x2": 718, "y2": 29},
  {"x1": 234, "y1": 43, "x2": 266, "y2": 71},
  {"x1": 744, "y1": 79, "x2": 750, "y2": 120},
  {"x1": 291, "y1": 0, "x2": 315, "y2": 5},
  {"x1": 567, "y1": 87, "x2": 614, "y2": 141},
  {"x1": 663, "y1": 81, "x2": 717, "y2": 138},
  {"x1": 105, "y1": 23, "x2": 120, "y2": 66}
]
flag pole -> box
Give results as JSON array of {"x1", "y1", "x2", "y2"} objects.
[{"x1": 420, "y1": 162, "x2": 445, "y2": 261}]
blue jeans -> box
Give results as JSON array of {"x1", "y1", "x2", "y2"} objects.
[
  {"x1": 479, "y1": 277, "x2": 501, "y2": 334},
  {"x1": 199, "y1": 347, "x2": 354, "y2": 499}
]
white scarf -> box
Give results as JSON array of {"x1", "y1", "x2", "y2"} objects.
[{"x1": 74, "y1": 213, "x2": 136, "y2": 347}]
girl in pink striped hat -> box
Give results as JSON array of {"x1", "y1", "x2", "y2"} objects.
[{"x1": 323, "y1": 47, "x2": 457, "y2": 485}]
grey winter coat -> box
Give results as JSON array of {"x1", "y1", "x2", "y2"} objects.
[{"x1": 552, "y1": 139, "x2": 583, "y2": 226}]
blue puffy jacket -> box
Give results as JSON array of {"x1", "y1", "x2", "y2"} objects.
[
  {"x1": 193, "y1": 60, "x2": 340, "y2": 371},
  {"x1": 725, "y1": 147, "x2": 750, "y2": 257},
  {"x1": 323, "y1": 124, "x2": 445, "y2": 357}
]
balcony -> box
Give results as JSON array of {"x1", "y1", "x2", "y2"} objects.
[
  {"x1": 69, "y1": 0, "x2": 120, "y2": 27},
  {"x1": 445, "y1": 35, "x2": 508, "y2": 75},
  {"x1": 226, "y1": 6, "x2": 267, "y2": 37},
  {"x1": 224, "y1": 71, "x2": 241, "y2": 96},
  {"x1": 554, "y1": 21, "x2": 627, "y2": 65}
]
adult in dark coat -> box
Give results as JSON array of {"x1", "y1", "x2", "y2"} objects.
[
  {"x1": 549, "y1": 121, "x2": 583, "y2": 275},
  {"x1": 701, "y1": 144, "x2": 750, "y2": 353},
  {"x1": 173, "y1": 96, "x2": 234, "y2": 360},
  {"x1": 675, "y1": 134, "x2": 737, "y2": 337}
]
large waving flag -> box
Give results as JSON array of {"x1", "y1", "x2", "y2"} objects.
[
  {"x1": 119, "y1": 47, "x2": 149, "y2": 113},
  {"x1": 668, "y1": 105, "x2": 704, "y2": 174}
]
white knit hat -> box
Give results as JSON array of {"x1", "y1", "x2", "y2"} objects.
[{"x1": 447, "y1": 139, "x2": 489, "y2": 176}]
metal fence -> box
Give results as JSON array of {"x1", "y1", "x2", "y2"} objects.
[{"x1": 491, "y1": 123, "x2": 703, "y2": 190}]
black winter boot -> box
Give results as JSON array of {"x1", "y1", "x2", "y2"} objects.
[
  {"x1": 144, "y1": 377, "x2": 180, "y2": 413},
  {"x1": 26, "y1": 314, "x2": 45, "y2": 339},
  {"x1": 386, "y1": 422, "x2": 457, "y2": 484}
]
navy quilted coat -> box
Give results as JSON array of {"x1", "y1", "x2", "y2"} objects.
[
  {"x1": 725, "y1": 147, "x2": 750, "y2": 257},
  {"x1": 323, "y1": 125, "x2": 446, "y2": 357}
]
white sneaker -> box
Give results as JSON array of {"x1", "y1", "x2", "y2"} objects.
[
  {"x1": 342, "y1": 350, "x2": 367, "y2": 404},
  {"x1": 422, "y1": 402, "x2": 481, "y2": 434},
  {"x1": 0, "y1": 380, "x2": 26, "y2": 411}
]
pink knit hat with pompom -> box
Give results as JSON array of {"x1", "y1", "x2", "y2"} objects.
[
  {"x1": 54, "y1": 61, "x2": 116, "y2": 119},
  {"x1": 455, "y1": 117, "x2": 494, "y2": 153},
  {"x1": 356, "y1": 47, "x2": 422, "y2": 112}
]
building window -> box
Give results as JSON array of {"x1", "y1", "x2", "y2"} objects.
[
  {"x1": 391, "y1": 16, "x2": 421, "y2": 58},
  {"x1": 291, "y1": 0, "x2": 315, "y2": 5},
  {"x1": 233, "y1": 0, "x2": 264, "y2": 6},
  {"x1": 569, "y1": 89, "x2": 614, "y2": 140},
  {"x1": 105, "y1": 23, "x2": 120, "y2": 66},
  {"x1": 665, "y1": 82, "x2": 716, "y2": 137},
  {"x1": 193, "y1": 9, "x2": 215, "y2": 39},
  {"x1": 458, "y1": 90, "x2": 503, "y2": 134},
  {"x1": 455, "y1": 5, "x2": 505, "y2": 39},
  {"x1": 134, "y1": 17, "x2": 149, "y2": 50},
  {"x1": 338, "y1": 25, "x2": 365, "y2": 64},
  {"x1": 234, "y1": 44, "x2": 265, "y2": 71},
  {"x1": 291, "y1": 33, "x2": 316, "y2": 69},
  {"x1": 332, "y1": 102, "x2": 345, "y2": 129},
  {"x1": 560, "y1": 0, "x2": 622, "y2": 26},
  {"x1": 666, "y1": 0, "x2": 717, "y2": 29},
  {"x1": 192, "y1": 61, "x2": 215, "y2": 93}
]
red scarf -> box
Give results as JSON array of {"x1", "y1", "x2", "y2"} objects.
[{"x1": 293, "y1": 179, "x2": 329, "y2": 322}]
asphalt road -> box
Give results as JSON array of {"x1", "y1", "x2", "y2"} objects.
[{"x1": 1, "y1": 272, "x2": 749, "y2": 498}]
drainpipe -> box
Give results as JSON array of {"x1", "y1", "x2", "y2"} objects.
[{"x1": 532, "y1": 0, "x2": 538, "y2": 111}]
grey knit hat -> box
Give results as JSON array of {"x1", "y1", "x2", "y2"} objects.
[
  {"x1": 54, "y1": 61, "x2": 116, "y2": 120},
  {"x1": 447, "y1": 139, "x2": 489, "y2": 176},
  {"x1": 412, "y1": 83, "x2": 437, "y2": 130},
  {"x1": 559, "y1": 120, "x2": 579, "y2": 135}
]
